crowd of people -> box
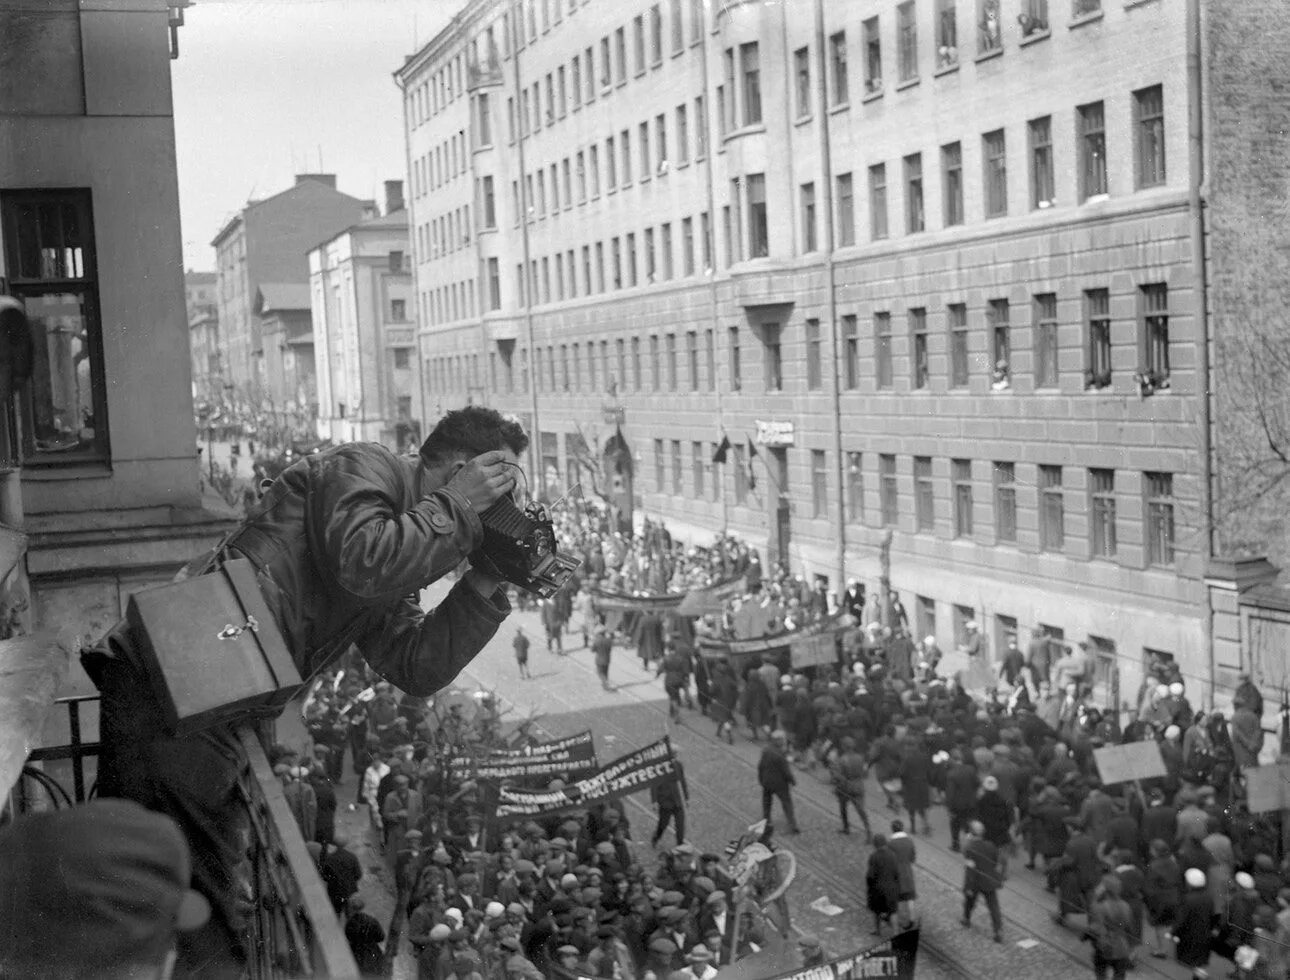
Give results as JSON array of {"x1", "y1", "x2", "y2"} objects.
[
  {"x1": 287, "y1": 646, "x2": 812, "y2": 980},
  {"x1": 285, "y1": 491, "x2": 1290, "y2": 980}
]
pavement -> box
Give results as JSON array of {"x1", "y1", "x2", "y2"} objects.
[{"x1": 277, "y1": 576, "x2": 1225, "y2": 980}]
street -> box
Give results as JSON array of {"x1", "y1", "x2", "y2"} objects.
[{"x1": 285, "y1": 578, "x2": 1213, "y2": 980}]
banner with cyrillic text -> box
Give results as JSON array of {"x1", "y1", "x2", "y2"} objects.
[{"x1": 491, "y1": 737, "x2": 678, "y2": 820}]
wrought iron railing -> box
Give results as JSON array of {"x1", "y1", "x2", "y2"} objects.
[{"x1": 9, "y1": 695, "x2": 357, "y2": 980}]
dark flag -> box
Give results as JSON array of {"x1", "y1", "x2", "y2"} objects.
[
  {"x1": 712, "y1": 434, "x2": 731, "y2": 465},
  {"x1": 746, "y1": 437, "x2": 759, "y2": 491}
]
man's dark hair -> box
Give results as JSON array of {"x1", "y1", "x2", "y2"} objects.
[{"x1": 419, "y1": 406, "x2": 529, "y2": 467}]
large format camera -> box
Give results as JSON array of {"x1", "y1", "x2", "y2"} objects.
[{"x1": 474, "y1": 495, "x2": 580, "y2": 598}]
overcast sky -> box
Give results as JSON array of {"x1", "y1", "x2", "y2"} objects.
[{"x1": 172, "y1": 0, "x2": 467, "y2": 271}]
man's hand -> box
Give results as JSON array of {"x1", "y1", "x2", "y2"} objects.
[
  {"x1": 464, "y1": 566, "x2": 505, "y2": 599},
  {"x1": 447, "y1": 450, "x2": 519, "y2": 513}
]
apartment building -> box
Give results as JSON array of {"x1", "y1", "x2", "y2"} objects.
[
  {"x1": 397, "y1": 0, "x2": 1290, "y2": 713},
  {"x1": 310, "y1": 183, "x2": 418, "y2": 449}
]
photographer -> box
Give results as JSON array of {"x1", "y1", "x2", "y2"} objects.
[{"x1": 84, "y1": 406, "x2": 527, "y2": 978}]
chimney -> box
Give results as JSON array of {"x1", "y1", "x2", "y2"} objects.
[
  {"x1": 384, "y1": 180, "x2": 405, "y2": 216},
  {"x1": 294, "y1": 173, "x2": 337, "y2": 189}
]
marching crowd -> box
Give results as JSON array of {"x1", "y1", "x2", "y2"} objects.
[
  {"x1": 288, "y1": 647, "x2": 805, "y2": 980},
  {"x1": 284, "y1": 496, "x2": 1290, "y2": 980}
]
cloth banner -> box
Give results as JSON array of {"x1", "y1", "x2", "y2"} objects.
[
  {"x1": 678, "y1": 576, "x2": 747, "y2": 616},
  {"x1": 449, "y1": 731, "x2": 596, "y2": 779},
  {"x1": 479, "y1": 730, "x2": 595, "y2": 760},
  {"x1": 590, "y1": 592, "x2": 686, "y2": 614},
  {"x1": 710, "y1": 928, "x2": 920, "y2": 980},
  {"x1": 490, "y1": 737, "x2": 678, "y2": 820}
]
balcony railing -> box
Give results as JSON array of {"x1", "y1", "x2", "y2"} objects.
[{"x1": 8, "y1": 694, "x2": 357, "y2": 980}]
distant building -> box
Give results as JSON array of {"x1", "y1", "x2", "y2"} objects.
[
  {"x1": 397, "y1": 0, "x2": 1290, "y2": 715},
  {"x1": 256, "y1": 283, "x2": 316, "y2": 436},
  {"x1": 0, "y1": 2, "x2": 235, "y2": 710},
  {"x1": 185, "y1": 271, "x2": 221, "y2": 404},
  {"x1": 211, "y1": 174, "x2": 376, "y2": 417},
  {"x1": 310, "y1": 183, "x2": 417, "y2": 449}
]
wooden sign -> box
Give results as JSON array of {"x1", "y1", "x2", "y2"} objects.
[
  {"x1": 1244, "y1": 762, "x2": 1290, "y2": 814},
  {"x1": 1093, "y1": 741, "x2": 1167, "y2": 785}
]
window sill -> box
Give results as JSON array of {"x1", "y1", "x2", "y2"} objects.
[
  {"x1": 794, "y1": 113, "x2": 814, "y2": 127},
  {"x1": 651, "y1": 59, "x2": 663, "y2": 70},
  {"x1": 634, "y1": 69, "x2": 646, "y2": 80},
  {"x1": 23, "y1": 461, "x2": 113, "y2": 480},
  {"x1": 975, "y1": 47, "x2": 1003, "y2": 64},
  {"x1": 672, "y1": 48, "x2": 685, "y2": 60},
  {"x1": 830, "y1": 101, "x2": 852, "y2": 114},
  {"x1": 676, "y1": 160, "x2": 690, "y2": 171},
  {"x1": 1019, "y1": 29, "x2": 1051, "y2": 47},
  {"x1": 1070, "y1": 10, "x2": 1105, "y2": 28},
  {"x1": 723, "y1": 123, "x2": 767, "y2": 140},
  {"x1": 895, "y1": 76, "x2": 920, "y2": 92},
  {"x1": 861, "y1": 90, "x2": 883, "y2": 104},
  {"x1": 1124, "y1": 0, "x2": 1158, "y2": 9},
  {"x1": 934, "y1": 61, "x2": 960, "y2": 77}
]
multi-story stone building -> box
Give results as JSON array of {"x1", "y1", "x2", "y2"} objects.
[
  {"x1": 185, "y1": 271, "x2": 221, "y2": 404},
  {"x1": 0, "y1": 0, "x2": 236, "y2": 721},
  {"x1": 310, "y1": 184, "x2": 418, "y2": 449},
  {"x1": 211, "y1": 174, "x2": 376, "y2": 413},
  {"x1": 397, "y1": 0, "x2": 1290, "y2": 714}
]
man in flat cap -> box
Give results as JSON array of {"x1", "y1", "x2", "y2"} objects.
[{"x1": 0, "y1": 799, "x2": 210, "y2": 980}]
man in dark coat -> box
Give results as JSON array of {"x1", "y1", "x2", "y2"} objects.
[
  {"x1": 864, "y1": 834, "x2": 902, "y2": 936},
  {"x1": 651, "y1": 758, "x2": 690, "y2": 847},
  {"x1": 85, "y1": 407, "x2": 524, "y2": 973},
  {"x1": 899, "y1": 736, "x2": 933, "y2": 835},
  {"x1": 757, "y1": 732, "x2": 800, "y2": 834},
  {"x1": 344, "y1": 895, "x2": 386, "y2": 978},
  {"x1": 944, "y1": 750, "x2": 979, "y2": 852},
  {"x1": 1173, "y1": 868, "x2": 1216, "y2": 975},
  {"x1": 976, "y1": 775, "x2": 1014, "y2": 875},
  {"x1": 831, "y1": 736, "x2": 872, "y2": 839},
  {"x1": 321, "y1": 834, "x2": 363, "y2": 913},
  {"x1": 961, "y1": 821, "x2": 1004, "y2": 943},
  {"x1": 1054, "y1": 818, "x2": 1101, "y2": 925}
]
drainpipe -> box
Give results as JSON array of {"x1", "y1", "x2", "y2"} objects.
[
  {"x1": 1187, "y1": 0, "x2": 1215, "y2": 706},
  {"x1": 813, "y1": 0, "x2": 847, "y2": 596},
  {"x1": 697, "y1": 1, "x2": 727, "y2": 535},
  {"x1": 510, "y1": 1, "x2": 542, "y2": 487}
]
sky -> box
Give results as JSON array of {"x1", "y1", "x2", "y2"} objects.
[{"x1": 172, "y1": 0, "x2": 467, "y2": 271}]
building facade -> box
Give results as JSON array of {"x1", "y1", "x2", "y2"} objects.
[
  {"x1": 397, "y1": 0, "x2": 1290, "y2": 714},
  {"x1": 211, "y1": 174, "x2": 377, "y2": 415},
  {"x1": 185, "y1": 270, "x2": 221, "y2": 404},
  {"x1": 0, "y1": 1, "x2": 236, "y2": 715},
  {"x1": 310, "y1": 189, "x2": 417, "y2": 448}
]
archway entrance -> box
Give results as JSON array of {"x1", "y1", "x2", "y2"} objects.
[{"x1": 602, "y1": 429, "x2": 634, "y2": 534}]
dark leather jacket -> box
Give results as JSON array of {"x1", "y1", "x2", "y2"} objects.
[{"x1": 224, "y1": 442, "x2": 509, "y2": 695}]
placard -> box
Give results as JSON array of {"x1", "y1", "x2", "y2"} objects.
[
  {"x1": 1244, "y1": 762, "x2": 1290, "y2": 814},
  {"x1": 790, "y1": 631, "x2": 838, "y2": 668},
  {"x1": 1093, "y1": 741, "x2": 1167, "y2": 785}
]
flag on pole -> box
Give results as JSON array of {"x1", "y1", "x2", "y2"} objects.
[
  {"x1": 746, "y1": 436, "x2": 759, "y2": 491},
  {"x1": 711, "y1": 434, "x2": 731, "y2": 465}
]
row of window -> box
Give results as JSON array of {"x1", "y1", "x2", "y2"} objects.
[
  {"x1": 410, "y1": 125, "x2": 470, "y2": 201},
  {"x1": 643, "y1": 443, "x2": 1177, "y2": 567},
  {"x1": 508, "y1": 214, "x2": 716, "y2": 311},
  {"x1": 502, "y1": 0, "x2": 704, "y2": 145},
  {"x1": 721, "y1": 86, "x2": 1166, "y2": 268},
  {"x1": 415, "y1": 203, "x2": 473, "y2": 263},
  {"x1": 796, "y1": 0, "x2": 1112, "y2": 118},
  {"x1": 423, "y1": 81, "x2": 1164, "y2": 279},
  {"x1": 448, "y1": 274, "x2": 1169, "y2": 391},
  {"x1": 506, "y1": 97, "x2": 710, "y2": 210}
]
